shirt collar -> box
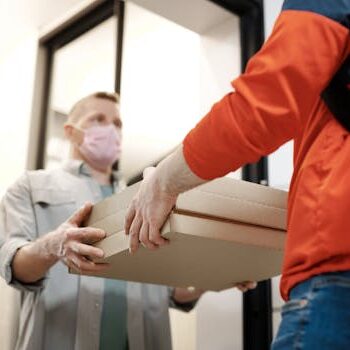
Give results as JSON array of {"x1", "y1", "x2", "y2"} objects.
[{"x1": 62, "y1": 159, "x2": 125, "y2": 189}]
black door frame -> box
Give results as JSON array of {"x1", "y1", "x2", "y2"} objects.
[{"x1": 36, "y1": 0, "x2": 271, "y2": 349}]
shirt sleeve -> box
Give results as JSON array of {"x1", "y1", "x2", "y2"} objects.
[
  {"x1": 183, "y1": 9, "x2": 350, "y2": 180},
  {"x1": 0, "y1": 173, "x2": 46, "y2": 292}
]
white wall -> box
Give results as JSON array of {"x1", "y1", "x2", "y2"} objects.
[
  {"x1": 0, "y1": 32, "x2": 38, "y2": 197},
  {"x1": 197, "y1": 290, "x2": 243, "y2": 350},
  {"x1": 264, "y1": 0, "x2": 284, "y2": 38}
]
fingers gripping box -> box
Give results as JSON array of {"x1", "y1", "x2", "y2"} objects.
[{"x1": 79, "y1": 177, "x2": 287, "y2": 291}]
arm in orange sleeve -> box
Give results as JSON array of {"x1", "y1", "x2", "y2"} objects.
[{"x1": 183, "y1": 9, "x2": 349, "y2": 180}]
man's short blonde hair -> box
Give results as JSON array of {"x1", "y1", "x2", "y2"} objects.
[{"x1": 67, "y1": 91, "x2": 120, "y2": 124}]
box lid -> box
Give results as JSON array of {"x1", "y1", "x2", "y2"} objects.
[{"x1": 86, "y1": 177, "x2": 287, "y2": 237}]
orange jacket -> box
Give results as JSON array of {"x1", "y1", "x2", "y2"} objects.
[{"x1": 183, "y1": 0, "x2": 350, "y2": 300}]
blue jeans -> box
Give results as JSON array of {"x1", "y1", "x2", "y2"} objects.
[{"x1": 272, "y1": 271, "x2": 350, "y2": 349}]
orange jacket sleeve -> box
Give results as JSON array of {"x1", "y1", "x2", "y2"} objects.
[{"x1": 183, "y1": 10, "x2": 349, "y2": 180}]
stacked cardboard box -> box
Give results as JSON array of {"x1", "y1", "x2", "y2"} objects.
[{"x1": 80, "y1": 177, "x2": 287, "y2": 291}]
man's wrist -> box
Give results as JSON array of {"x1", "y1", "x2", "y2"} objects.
[
  {"x1": 12, "y1": 237, "x2": 58, "y2": 284},
  {"x1": 32, "y1": 233, "x2": 60, "y2": 264},
  {"x1": 157, "y1": 146, "x2": 206, "y2": 196}
]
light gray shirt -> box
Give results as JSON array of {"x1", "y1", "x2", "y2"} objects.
[{"x1": 0, "y1": 160, "x2": 194, "y2": 350}]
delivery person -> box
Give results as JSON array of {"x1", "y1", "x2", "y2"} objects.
[
  {"x1": 0, "y1": 92, "x2": 207, "y2": 350},
  {"x1": 125, "y1": 0, "x2": 350, "y2": 348}
]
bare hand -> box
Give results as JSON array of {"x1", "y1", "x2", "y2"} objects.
[
  {"x1": 125, "y1": 167, "x2": 177, "y2": 253},
  {"x1": 48, "y1": 203, "x2": 109, "y2": 274}
]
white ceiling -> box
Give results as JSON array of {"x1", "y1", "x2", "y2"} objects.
[
  {"x1": 0, "y1": 0, "x2": 92, "y2": 58},
  {"x1": 130, "y1": 0, "x2": 236, "y2": 34},
  {"x1": 0, "y1": 0, "x2": 88, "y2": 29},
  {"x1": 0, "y1": 0, "x2": 237, "y2": 60}
]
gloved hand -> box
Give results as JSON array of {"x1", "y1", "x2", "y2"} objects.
[
  {"x1": 235, "y1": 281, "x2": 258, "y2": 292},
  {"x1": 125, "y1": 167, "x2": 177, "y2": 253},
  {"x1": 13, "y1": 202, "x2": 109, "y2": 284},
  {"x1": 44, "y1": 202, "x2": 108, "y2": 273},
  {"x1": 173, "y1": 281, "x2": 258, "y2": 304},
  {"x1": 125, "y1": 147, "x2": 206, "y2": 254}
]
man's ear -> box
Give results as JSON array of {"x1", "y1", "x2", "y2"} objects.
[
  {"x1": 64, "y1": 123, "x2": 84, "y2": 145},
  {"x1": 63, "y1": 123, "x2": 73, "y2": 139}
]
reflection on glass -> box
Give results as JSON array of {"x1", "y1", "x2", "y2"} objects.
[
  {"x1": 44, "y1": 16, "x2": 117, "y2": 169},
  {"x1": 120, "y1": 2, "x2": 241, "y2": 181}
]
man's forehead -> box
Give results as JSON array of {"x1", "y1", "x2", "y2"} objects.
[
  {"x1": 69, "y1": 96, "x2": 120, "y2": 125},
  {"x1": 85, "y1": 96, "x2": 118, "y2": 111},
  {"x1": 81, "y1": 97, "x2": 120, "y2": 119}
]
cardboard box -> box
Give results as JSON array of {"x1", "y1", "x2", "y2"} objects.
[{"x1": 80, "y1": 177, "x2": 287, "y2": 291}]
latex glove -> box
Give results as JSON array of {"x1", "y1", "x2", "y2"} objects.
[
  {"x1": 45, "y1": 202, "x2": 109, "y2": 273},
  {"x1": 173, "y1": 287, "x2": 205, "y2": 303},
  {"x1": 174, "y1": 281, "x2": 258, "y2": 304},
  {"x1": 235, "y1": 281, "x2": 258, "y2": 292},
  {"x1": 125, "y1": 167, "x2": 177, "y2": 253},
  {"x1": 125, "y1": 147, "x2": 206, "y2": 254}
]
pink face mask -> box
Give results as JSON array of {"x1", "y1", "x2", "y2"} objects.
[{"x1": 78, "y1": 124, "x2": 122, "y2": 171}]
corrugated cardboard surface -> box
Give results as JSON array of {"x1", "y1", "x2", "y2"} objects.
[{"x1": 78, "y1": 178, "x2": 287, "y2": 291}]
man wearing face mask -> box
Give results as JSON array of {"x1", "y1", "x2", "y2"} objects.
[{"x1": 0, "y1": 92, "x2": 206, "y2": 350}]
